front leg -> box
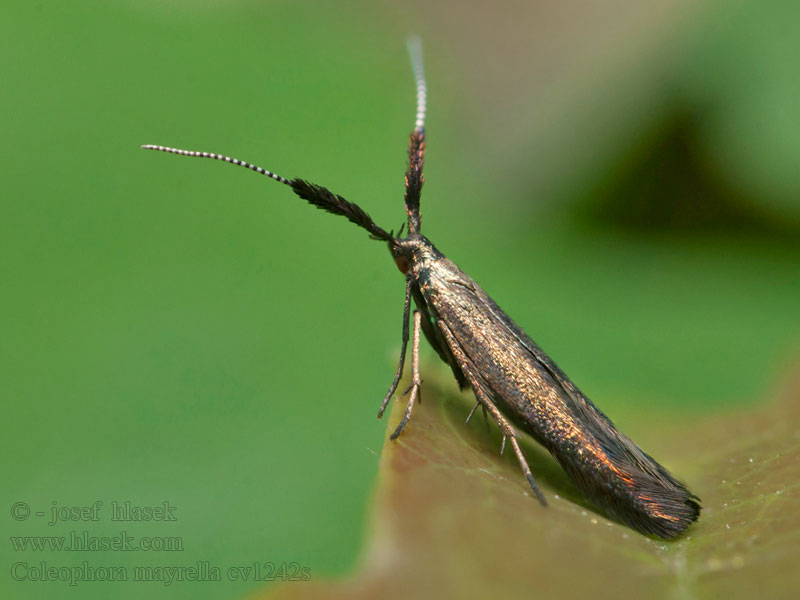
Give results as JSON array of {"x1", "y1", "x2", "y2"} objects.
[{"x1": 378, "y1": 278, "x2": 413, "y2": 419}]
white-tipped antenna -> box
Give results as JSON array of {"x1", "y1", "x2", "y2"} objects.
[
  {"x1": 406, "y1": 36, "x2": 427, "y2": 132},
  {"x1": 140, "y1": 145, "x2": 291, "y2": 186}
]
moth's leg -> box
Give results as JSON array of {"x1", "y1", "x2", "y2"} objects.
[
  {"x1": 437, "y1": 320, "x2": 547, "y2": 506},
  {"x1": 389, "y1": 310, "x2": 422, "y2": 440},
  {"x1": 465, "y1": 400, "x2": 480, "y2": 424},
  {"x1": 378, "y1": 278, "x2": 413, "y2": 419},
  {"x1": 464, "y1": 401, "x2": 490, "y2": 431}
]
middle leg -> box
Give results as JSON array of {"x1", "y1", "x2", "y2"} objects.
[{"x1": 389, "y1": 310, "x2": 422, "y2": 440}]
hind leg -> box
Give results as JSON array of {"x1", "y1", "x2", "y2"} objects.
[{"x1": 437, "y1": 319, "x2": 547, "y2": 506}]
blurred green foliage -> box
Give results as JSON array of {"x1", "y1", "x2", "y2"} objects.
[{"x1": 2, "y1": 1, "x2": 798, "y2": 599}]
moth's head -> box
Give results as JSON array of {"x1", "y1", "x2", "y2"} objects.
[{"x1": 389, "y1": 233, "x2": 438, "y2": 275}]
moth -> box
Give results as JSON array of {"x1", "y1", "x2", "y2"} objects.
[{"x1": 143, "y1": 38, "x2": 700, "y2": 539}]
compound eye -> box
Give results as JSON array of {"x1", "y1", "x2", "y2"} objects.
[{"x1": 394, "y1": 256, "x2": 410, "y2": 274}]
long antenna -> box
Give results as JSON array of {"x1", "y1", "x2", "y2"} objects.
[
  {"x1": 141, "y1": 41, "x2": 432, "y2": 245},
  {"x1": 140, "y1": 144, "x2": 394, "y2": 242},
  {"x1": 140, "y1": 145, "x2": 291, "y2": 185},
  {"x1": 404, "y1": 36, "x2": 427, "y2": 235}
]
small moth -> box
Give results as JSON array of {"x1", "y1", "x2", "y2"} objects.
[{"x1": 143, "y1": 38, "x2": 700, "y2": 539}]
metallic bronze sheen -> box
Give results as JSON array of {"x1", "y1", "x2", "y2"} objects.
[{"x1": 391, "y1": 233, "x2": 701, "y2": 539}]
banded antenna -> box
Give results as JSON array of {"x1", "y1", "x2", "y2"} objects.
[
  {"x1": 403, "y1": 35, "x2": 427, "y2": 235},
  {"x1": 139, "y1": 143, "x2": 394, "y2": 242},
  {"x1": 140, "y1": 145, "x2": 291, "y2": 185},
  {"x1": 141, "y1": 39, "x2": 433, "y2": 243},
  {"x1": 407, "y1": 35, "x2": 427, "y2": 132}
]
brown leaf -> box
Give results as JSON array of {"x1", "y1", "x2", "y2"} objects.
[{"x1": 258, "y1": 369, "x2": 800, "y2": 600}]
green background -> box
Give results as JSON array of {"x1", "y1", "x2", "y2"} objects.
[{"x1": 3, "y1": 1, "x2": 799, "y2": 598}]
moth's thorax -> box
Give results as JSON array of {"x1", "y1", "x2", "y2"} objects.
[{"x1": 389, "y1": 233, "x2": 443, "y2": 276}]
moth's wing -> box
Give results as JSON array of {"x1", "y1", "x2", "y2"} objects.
[
  {"x1": 486, "y1": 292, "x2": 697, "y2": 482},
  {"x1": 479, "y1": 287, "x2": 700, "y2": 531},
  {"x1": 428, "y1": 271, "x2": 700, "y2": 537},
  {"x1": 481, "y1": 294, "x2": 666, "y2": 469}
]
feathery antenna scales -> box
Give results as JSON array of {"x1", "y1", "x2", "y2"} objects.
[{"x1": 403, "y1": 36, "x2": 427, "y2": 235}]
